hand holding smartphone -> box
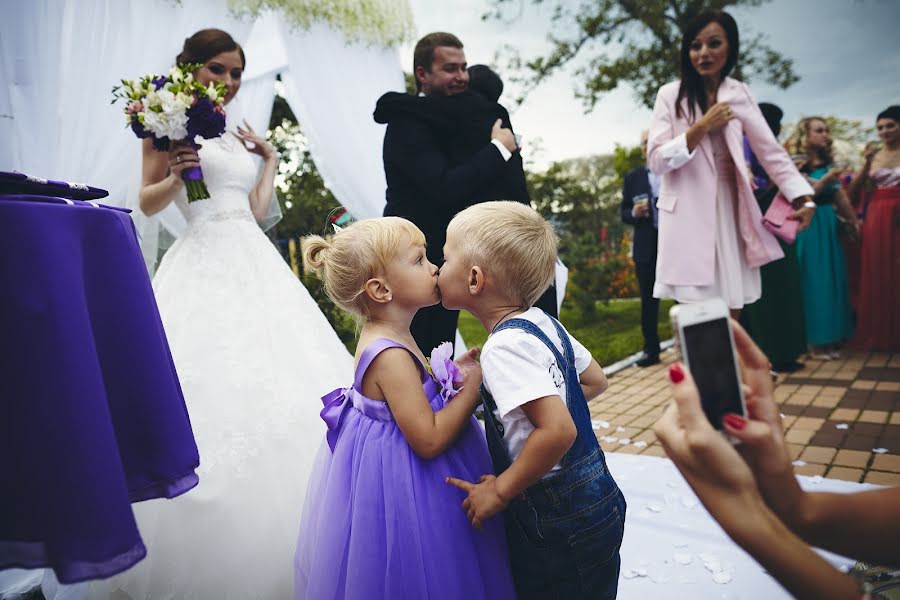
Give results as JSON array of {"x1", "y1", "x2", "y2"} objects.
[{"x1": 670, "y1": 299, "x2": 746, "y2": 430}]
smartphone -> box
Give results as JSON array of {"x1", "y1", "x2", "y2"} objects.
[{"x1": 669, "y1": 299, "x2": 746, "y2": 430}]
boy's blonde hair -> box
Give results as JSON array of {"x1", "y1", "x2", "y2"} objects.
[
  {"x1": 304, "y1": 217, "x2": 426, "y2": 317},
  {"x1": 447, "y1": 201, "x2": 557, "y2": 307}
]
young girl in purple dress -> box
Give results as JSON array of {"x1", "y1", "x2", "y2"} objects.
[{"x1": 294, "y1": 217, "x2": 515, "y2": 600}]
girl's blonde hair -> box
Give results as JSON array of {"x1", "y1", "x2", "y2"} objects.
[
  {"x1": 303, "y1": 217, "x2": 426, "y2": 317},
  {"x1": 785, "y1": 116, "x2": 834, "y2": 166},
  {"x1": 447, "y1": 201, "x2": 557, "y2": 308}
]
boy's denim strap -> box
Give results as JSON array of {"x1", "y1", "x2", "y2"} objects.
[
  {"x1": 492, "y1": 315, "x2": 592, "y2": 468},
  {"x1": 494, "y1": 317, "x2": 570, "y2": 402}
]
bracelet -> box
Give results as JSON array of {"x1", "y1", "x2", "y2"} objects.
[{"x1": 803, "y1": 201, "x2": 817, "y2": 209}]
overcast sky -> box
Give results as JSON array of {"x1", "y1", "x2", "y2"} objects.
[{"x1": 401, "y1": 0, "x2": 900, "y2": 169}]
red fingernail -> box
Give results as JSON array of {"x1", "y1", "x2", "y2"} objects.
[
  {"x1": 668, "y1": 363, "x2": 684, "y2": 383},
  {"x1": 723, "y1": 413, "x2": 747, "y2": 430}
]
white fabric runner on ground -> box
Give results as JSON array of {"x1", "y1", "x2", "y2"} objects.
[{"x1": 607, "y1": 453, "x2": 873, "y2": 599}]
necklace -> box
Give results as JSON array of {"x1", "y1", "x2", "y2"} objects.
[{"x1": 491, "y1": 307, "x2": 525, "y2": 334}]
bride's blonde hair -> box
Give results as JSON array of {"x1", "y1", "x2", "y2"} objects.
[{"x1": 304, "y1": 217, "x2": 426, "y2": 317}]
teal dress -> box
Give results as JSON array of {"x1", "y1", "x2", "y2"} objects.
[{"x1": 795, "y1": 165, "x2": 853, "y2": 345}]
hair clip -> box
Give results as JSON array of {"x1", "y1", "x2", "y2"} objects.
[{"x1": 332, "y1": 223, "x2": 343, "y2": 233}]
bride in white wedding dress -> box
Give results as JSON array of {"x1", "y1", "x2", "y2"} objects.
[{"x1": 99, "y1": 29, "x2": 352, "y2": 599}]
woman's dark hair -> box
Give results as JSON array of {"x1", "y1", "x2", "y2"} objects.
[
  {"x1": 676, "y1": 10, "x2": 740, "y2": 121},
  {"x1": 176, "y1": 28, "x2": 245, "y2": 69},
  {"x1": 758, "y1": 102, "x2": 784, "y2": 137},
  {"x1": 876, "y1": 105, "x2": 900, "y2": 124},
  {"x1": 468, "y1": 64, "x2": 503, "y2": 103}
]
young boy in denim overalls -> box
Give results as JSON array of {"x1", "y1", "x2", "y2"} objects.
[{"x1": 442, "y1": 201, "x2": 627, "y2": 599}]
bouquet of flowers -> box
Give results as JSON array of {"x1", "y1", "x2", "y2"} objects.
[{"x1": 112, "y1": 64, "x2": 227, "y2": 201}]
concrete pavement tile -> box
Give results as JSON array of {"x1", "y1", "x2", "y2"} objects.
[
  {"x1": 830, "y1": 408, "x2": 860, "y2": 422},
  {"x1": 858, "y1": 410, "x2": 889, "y2": 424},
  {"x1": 793, "y1": 417, "x2": 825, "y2": 431},
  {"x1": 871, "y1": 454, "x2": 900, "y2": 472},
  {"x1": 799, "y1": 446, "x2": 836, "y2": 464},
  {"x1": 811, "y1": 395, "x2": 841, "y2": 408},
  {"x1": 863, "y1": 471, "x2": 900, "y2": 486},
  {"x1": 794, "y1": 463, "x2": 826, "y2": 476},
  {"x1": 842, "y1": 434, "x2": 878, "y2": 451},
  {"x1": 803, "y1": 406, "x2": 833, "y2": 419},
  {"x1": 785, "y1": 428, "x2": 815, "y2": 444},
  {"x1": 833, "y1": 449, "x2": 871, "y2": 468},
  {"x1": 825, "y1": 466, "x2": 864, "y2": 482},
  {"x1": 786, "y1": 444, "x2": 805, "y2": 460}
]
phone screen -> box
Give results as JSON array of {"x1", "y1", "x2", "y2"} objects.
[{"x1": 682, "y1": 317, "x2": 744, "y2": 429}]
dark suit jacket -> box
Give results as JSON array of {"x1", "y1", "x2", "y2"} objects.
[
  {"x1": 621, "y1": 166, "x2": 658, "y2": 264},
  {"x1": 374, "y1": 91, "x2": 529, "y2": 264}
]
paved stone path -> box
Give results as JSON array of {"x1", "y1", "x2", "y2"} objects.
[{"x1": 591, "y1": 349, "x2": 900, "y2": 486}]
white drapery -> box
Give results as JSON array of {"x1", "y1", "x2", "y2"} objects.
[{"x1": 1, "y1": 0, "x2": 404, "y2": 270}]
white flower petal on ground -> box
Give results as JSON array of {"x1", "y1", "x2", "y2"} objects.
[{"x1": 873, "y1": 447, "x2": 888, "y2": 454}]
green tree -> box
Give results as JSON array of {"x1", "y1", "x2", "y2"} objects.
[
  {"x1": 485, "y1": 0, "x2": 799, "y2": 110},
  {"x1": 528, "y1": 152, "x2": 640, "y2": 315}
]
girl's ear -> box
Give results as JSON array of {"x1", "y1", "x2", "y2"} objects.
[
  {"x1": 365, "y1": 277, "x2": 392, "y2": 303},
  {"x1": 468, "y1": 266, "x2": 485, "y2": 296}
]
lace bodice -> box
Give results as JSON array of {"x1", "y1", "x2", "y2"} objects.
[
  {"x1": 175, "y1": 134, "x2": 258, "y2": 226},
  {"x1": 872, "y1": 166, "x2": 900, "y2": 188}
]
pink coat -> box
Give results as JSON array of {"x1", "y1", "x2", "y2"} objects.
[{"x1": 646, "y1": 77, "x2": 813, "y2": 287}]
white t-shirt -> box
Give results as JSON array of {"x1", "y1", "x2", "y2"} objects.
[{"x1": 481, "y1": 308, "x2": 593, "y2": 474}]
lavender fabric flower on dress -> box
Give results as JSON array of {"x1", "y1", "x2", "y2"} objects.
[{"x1": 429, "y1": 342, "x2": 462, "y2": 403}]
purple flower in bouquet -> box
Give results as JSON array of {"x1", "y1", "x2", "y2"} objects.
[
  {"x1": 130, "y1": 119, "x2": 151, "y2": 139},
  {"x1": 151, "y1": 135, "x2": 171, "y2": 152},
  {"x1": 429, "y1": 342, "x2": 463, "y2": 403},
  {"x1": 186, "y1": 97, "x2": 226, "y2": 140},
  {"x1": 112, "y1": 64, "x2": 228, "y2": 202}
]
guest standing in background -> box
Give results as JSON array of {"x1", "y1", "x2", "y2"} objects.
[
  {"x1": 647, "y1": 10, "x2": 815, "y2": 319},
  {"x1": 740, "y1": 102, "x2": 807, "y2": 372},
  {"x1": 848, "y1": 105, "x2": 900, "y2": 351},
  {"x1": 787, "y1": 117, "x2": 860, "y2": 359},
  {"x1": 621, "y1": 130, "x2": 661, "y2": 367}
]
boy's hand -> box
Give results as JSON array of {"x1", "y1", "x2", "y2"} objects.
[
  {"x1": 446, "y1": 474, "x2": 508, "y2": 529},
  {"x1": 453, "y1": 347, "x2": 481, "y2": 383}
]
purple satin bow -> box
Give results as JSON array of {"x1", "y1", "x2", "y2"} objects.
[{"x1": 320, "y1": 387, "x2": 351, "y2": 452}]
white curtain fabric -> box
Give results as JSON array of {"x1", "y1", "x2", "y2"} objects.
[
  {"x1": 0, "y1": 0, "x2": 255, "y2": 268},
  {"x1": 277, "y1": 21, "x2": 404, "y2": 220}
]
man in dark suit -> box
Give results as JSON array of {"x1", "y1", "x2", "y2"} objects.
[
  {"x1": 375, "y1": 32, "x2": 556, "y2": 354},
  {"x1": 621, "y1": 130, "x2": 661, "y2": 367}
]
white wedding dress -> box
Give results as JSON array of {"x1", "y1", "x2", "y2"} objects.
[{"x1": 100, "y1": 135, "x2": 353, "y2": 599}]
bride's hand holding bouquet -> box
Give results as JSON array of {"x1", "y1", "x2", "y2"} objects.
[{"x1": 112, "y1": 64, "x2": 227, "y2": 201}]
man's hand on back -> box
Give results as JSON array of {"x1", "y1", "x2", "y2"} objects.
[{"x1": 491, "y1": 119, "x2": 517, "y2": 152}]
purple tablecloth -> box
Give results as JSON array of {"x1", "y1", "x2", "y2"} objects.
[{"x1": 0, "y1": 195, "x2": 200, "y2": 584}]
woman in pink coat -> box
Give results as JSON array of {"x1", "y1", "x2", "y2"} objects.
[{"x1": 647, "y1": 10, "x2": 815, "y2": 317}]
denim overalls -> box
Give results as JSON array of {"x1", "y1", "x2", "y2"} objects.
[{"x1": 482, "y1": 317, "x2": 626, "y2": 600}]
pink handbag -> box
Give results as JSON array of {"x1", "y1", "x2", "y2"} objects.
[{"x1": 762, "y1": 192, "x2": 799, "y2": 244}]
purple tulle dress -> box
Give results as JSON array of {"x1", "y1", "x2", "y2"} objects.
[{"x1": 294, "y1": 338, "x2": 516, "y2": 599}]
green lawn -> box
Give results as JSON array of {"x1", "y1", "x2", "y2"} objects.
[{"x1": 457, "y1": 298, "x2": 675, "y2": 367}]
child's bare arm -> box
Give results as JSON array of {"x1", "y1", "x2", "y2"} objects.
[
  {"x1": 579, "y1": 359, "x2": 608, "y2": 401},
  {"x1": 374, "y1": 349, "x2": 481, "y2": 460},
  {"x1": 495, "y1": 396, "x2": 577, "y2": 499},
  {"x1": 447, "y1": 395, "x2": 576, "y2": 527}
]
